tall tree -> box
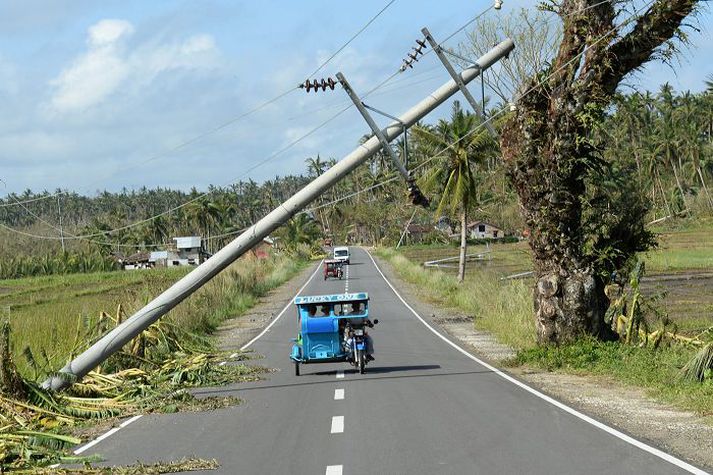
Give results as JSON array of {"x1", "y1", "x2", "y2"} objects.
[
  {"x1": 414, "y1": 101, "x2": 498, "y2": 282},
  {"x1": 501, "y1": 0, "x2": 700, "y2": 344}
]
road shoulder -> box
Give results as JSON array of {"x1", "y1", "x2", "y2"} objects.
[{"x1": 369, "y1": 249, "x2": 713, "y2": 472}]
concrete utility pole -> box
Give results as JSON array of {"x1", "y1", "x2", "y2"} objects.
[
  {"x1": 43, "y1": 37, "x2": 514, "y2": 391},
  {"x1": 57, "y1": 195, "x2": 65, "y2": 253}
]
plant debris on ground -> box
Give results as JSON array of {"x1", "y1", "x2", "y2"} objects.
[{"x1": 0, "y1": 311, "x2": 263, "y2": 471}]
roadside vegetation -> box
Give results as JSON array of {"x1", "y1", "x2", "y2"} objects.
[
  {"x1": 0, "y1": 250, "x2": 309, "y2": 471},
  {"x1": 381, "y1": 230, "x2": 713, "y2": 415}
]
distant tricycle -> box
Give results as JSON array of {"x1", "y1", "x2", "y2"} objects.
[
  {"x1": 290, "y1": 293, "x2": 378, "y2": 375},
  {"x1": 323, "y1": 259, "x2": 344, "y2": 280}
]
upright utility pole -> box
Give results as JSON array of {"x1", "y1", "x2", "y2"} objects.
[
  {"x1": 43, "y1": 38, "x2": 514, "y2": 391},
  {"x1": 57, "y1": 195, "x2": 65, "y2": 252}
]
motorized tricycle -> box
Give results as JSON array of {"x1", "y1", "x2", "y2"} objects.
[
  {"x1": 323, "y1": 259, "x2": 344, "y2": 280},
  {"x1": 290, "y1": 293, "x2": 378, "y2": 375}
]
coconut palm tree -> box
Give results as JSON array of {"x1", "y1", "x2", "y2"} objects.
[{"x1": 412, "y1": 101, "x2": 498, "y2": 282}]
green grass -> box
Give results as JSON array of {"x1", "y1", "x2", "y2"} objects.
[
  {"x1": 377, "y1": 247, "x2": 535, "y2": 349},
  {"x1": 644, "y1": 224, "x2": 713, "y2": 273},
  {"x1": 382, "y1": 243, "x2": 713, "y2": 415},
  {"x1": 1, "y1": 253, "x2": 307, "y2": 377},
  {"x1": 516, "y1": 339, "x2": 713, "y2": 415}
]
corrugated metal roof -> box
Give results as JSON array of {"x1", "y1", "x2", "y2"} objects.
[{"x1": 174, "y1": 236, "x2": 202, "y2": 249}]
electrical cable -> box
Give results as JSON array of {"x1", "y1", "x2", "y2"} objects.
[
  {"x1": 1, "y1": 1, "x2": 398, "y2": 209},
  {"x1": 2, "y1": 0, "x2": 645, "y2": 247},
  {"x1": 303, "y1": 0, "x2": 656, "y2": 213},
  {"x1": 307, "y1": 0, "x2": 397, "y2": 79}
]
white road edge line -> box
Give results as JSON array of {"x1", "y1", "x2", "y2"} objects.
[
  {"x1": 365, "y1": 249, "x2": 708, "y2": 475},
  {"x1": 240, "y1": 260, "x2": 323, "y2": 351},
  {"x1": 336, "y1": 370, "x2": 345, "y2": 379},
  {"x1": 73, "y1": 415, "x2": 143, "y2": 455},
  {"x1": 331, "y1": 415, "x2": 344, "y2": 434},
  {"x1": 326, "y1": 465, "x2": 343, "y2": 475},
  {"x1": 334, "y1": 388, "x2": 345, "y2": 400}
]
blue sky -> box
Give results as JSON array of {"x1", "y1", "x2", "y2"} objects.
[{"x1": 0, "y1": 0, "x2": 710, "y2": 196}]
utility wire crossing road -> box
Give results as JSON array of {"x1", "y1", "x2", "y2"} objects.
[{"x1": 76, "y1": 248, "x2": 708, "y2": 474}]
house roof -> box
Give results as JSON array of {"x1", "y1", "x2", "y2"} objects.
[
  {"x1": 174, "y1": 236, "x2": 202, "y2": 249},
  {"x1": 123, "y1": 252, "x2": 150, "y2": 263}
]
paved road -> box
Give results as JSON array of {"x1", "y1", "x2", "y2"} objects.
[{"x1": 82, "y1": 248, "x2": 706, "y2": 474}]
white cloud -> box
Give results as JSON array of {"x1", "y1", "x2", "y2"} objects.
[
  {"x1": 88, "y1": 19, "x2": 134, "y2": 47},
  {"x1": 47, "y1": 19, "x2": 220, "y2": 114}
]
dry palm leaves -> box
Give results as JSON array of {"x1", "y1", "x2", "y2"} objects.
[
  {"x1": 8, "y1": 457, "x2": 219, "y2": 474},
  {"x1": 1, "y1": 310, "x2": 261, "y2": 471}
]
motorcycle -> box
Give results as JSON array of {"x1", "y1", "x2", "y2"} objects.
[{"x1": 344, "y1": 319, "x2": 378, "y2": 374}]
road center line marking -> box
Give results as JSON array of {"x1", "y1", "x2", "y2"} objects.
[
  {"x1": 336, "y1": 370, "x2": 344, "y2": 379},
  {"x1": 365, "y1": 248, "x2": 708, "y2": 475},
  {"x1": 240, "y1": 261, "x2": 322, "y2": 351},
  {"x1": 330, "y1": 416, "x2": 344, "y2": 434},
  {"x1": 334, "y1": 388, "x2": 345, "y2": 400},
  {"x1": 326, "y1": 465, "x2": 343, "y2": 475}
]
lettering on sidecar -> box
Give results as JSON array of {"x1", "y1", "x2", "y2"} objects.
[{"x1": 294, "y1": 293, "x2": 368, "y2": 305}]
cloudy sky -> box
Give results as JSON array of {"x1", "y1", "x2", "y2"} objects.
[{"x1": 0, "y1": 0, "x2": 710, "y2": 196}]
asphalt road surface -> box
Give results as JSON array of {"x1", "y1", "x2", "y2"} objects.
[{"x1": 80, "y1": 248, "x2": 707, "y2": 474}]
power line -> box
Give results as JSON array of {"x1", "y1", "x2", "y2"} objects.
[
  {"x1": 1, "y1": 3, "x2": 496, "y2": 243},
  {"x1": 1, "y1": 2, "x2": 400, "y2": 210},
  {"x1": 3, "y1": 0, "x2": 620, "y2": 246},
  {"x1": 305, "y1": 0, "x2": 656, "y2": 213},
  {"x1": 307, "y1": 0, "x2": 397, "y2": 79}
]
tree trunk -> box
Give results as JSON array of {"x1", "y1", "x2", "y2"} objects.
[
  {"x1": 533, "y1": 268, "x2": 614, "y2": 343},
  {"x1": 457, "y1": 206, "x2": 467, "y2": 283},
  {"x1": 697, "y1": 166, "x2": 713, "y2": 209},
  {"x1": 501, "y1": 0, "x2": 698, "y2": 345},
  {"x1": 669, "y1": 152, "x2": 689, "y2": 212}
]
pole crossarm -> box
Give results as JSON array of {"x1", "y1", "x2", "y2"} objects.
[
  {"x1": 43, "y1": 37, "x2": 514, "y2": 391},
  {"x1": 362, "y1": 103, "x2": 410, "y2": 169},
  {"x1": 422, "y1": 27, "x2": 498, "y2": 138},
  {"x1": 338, "y1": 72, "x2": 428, "y2": 207},
  {"x1": 337, "y1": 73, "x2": 410, "y2": 182}
]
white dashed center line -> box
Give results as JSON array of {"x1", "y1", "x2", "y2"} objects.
[
  {"x1": 334, "y1": 388, "x2": 345, "y2": 400},
  {"x1": 336, "y1": 370, "x2": 344, "y2": 379},
  {"x1": 344, "y1": 264, "x2": 349, "y2": 293},
  {"x1": 326, "y1": 465, "x2": 343, "y2": 475},
  {"x1": 330, "y1": 416, "x2": 344, "y2": 434}
]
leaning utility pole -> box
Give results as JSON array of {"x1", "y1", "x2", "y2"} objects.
[{"x1": 43, "y1": 37, "x2": 514, "y2": 391}]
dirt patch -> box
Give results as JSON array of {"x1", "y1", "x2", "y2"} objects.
[
  {"x1": 641, "y1": 274, "x2": 713, "y2": 333},
  {"x1": 371, "y1": 250, "x2": 713, "y2": 472},
  {"x1": 215, "y1": 264, "x2": 316, "y2": 352}
]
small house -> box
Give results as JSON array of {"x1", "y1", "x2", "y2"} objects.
[
  {"x1": 467, "y1": 221, "x2": 503, "y2": 239},
  {"x1": 120, "y1": 251, "x2": 151, "y2": 270},
  {"x1": 173, "y1": 236, "x2": 209, "y2": 265},
  {"x1": 149, "y1": 250, "x2": 180, "y2": 267}
]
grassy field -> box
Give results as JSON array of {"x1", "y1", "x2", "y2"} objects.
[
  {"x1": 0, "y1": 253, "x2": 306, "y2": 377},
  {"x1": 644, "y1": 221, "x2": 713, "y2": 273},
  {"x1": 399, "y1": 224, "x2": 713, "y2": 334},
  {"x1": 382, "y1": 224, "x2": 713, "y2": 415},
  {"x1": 377, "y1": 247, "x2": 535, "y2": 349}
]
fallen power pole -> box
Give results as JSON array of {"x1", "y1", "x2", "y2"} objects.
[{"x1": 43, "y1": 37, "x2": 514, "y2": 391}]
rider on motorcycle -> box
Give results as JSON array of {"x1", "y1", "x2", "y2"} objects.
[{"x1": 344, "y1": 302, "x2": 375, "y2": 360}]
